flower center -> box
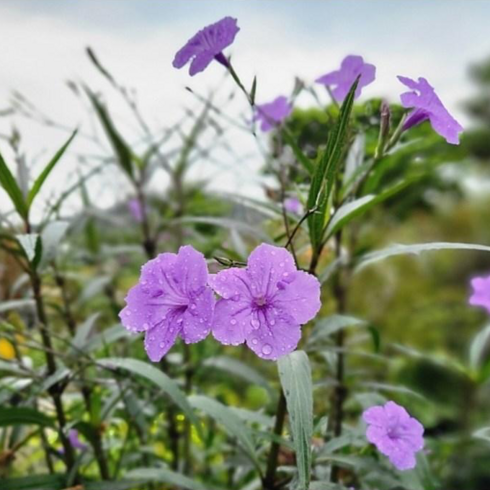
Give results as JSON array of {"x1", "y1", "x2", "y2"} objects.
[{"x1": 254, "y1": 296, "x2": 267, "y2": 307}]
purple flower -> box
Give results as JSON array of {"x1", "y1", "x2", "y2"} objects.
[
  {"x1": 172, "y1": 17, "x2": 239, "y2": 76},
  {"x1": 119, "y1": 245, "x2": 215, "y2": 362},
  {"x1": 315, "y1": 55, "x2": 376, "y2": 102},
  {"x1": 284, "y1": 197, "x2": 303, "y2": 215},
  {"x1": 208, "y1": 244, "x2": 321, "y2": 360},
  {"x1": 128, "y1": 198, "x2": 144, "y2": 223},
  {"x1": 469, "y1": 274, "x2": 490, "y2": 313},
  {"x1": 363, "y1": 401, "x2": 424, "y2": 471},
  {"x1": 253, "y1": 96, "x2": 293, "y2": 132},
  {"x1": 398, "y1": 76, "x2": 463, "y2": 145},
  {"x1": 60, "y1": 429, "x2": 87, "y2": 453},
  {"x1": 68, "y1": 429, "x2": 88, "y2": 451}
]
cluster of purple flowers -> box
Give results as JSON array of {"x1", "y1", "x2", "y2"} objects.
[
  {"x1": 120, "y1": 244, "x2": 321, "y2": 362},
  {"x1": 173, "y1": 17, "x2": 463, "y2": 144},
  {"x1": 123, "y1": 15, "x2": 466, "y2": 474}
]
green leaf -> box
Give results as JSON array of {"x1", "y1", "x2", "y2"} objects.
[
  {"x1": 0, "y1": 299, "x2": 35, "y2": 314},
  {"x1": 0, "y1": 151, "x2": 28, "y2": 219},
  {"x1": 326, "y1": 179, "x2": 418, "y2": 239},
  {"x1": 0, "y1": 475, "x2": 65, "y2": 490},
  {"x1": 71, "y1": 312, "x2": 100, "y2": 352},
  {"x1": 308, "y1": 314, "x2": 366, "y2": 346},
  {"x1": 16, "y1": 233, "x2": 42, "y2": 267},
  {"x1": 126, "y1": 468, "x2": 216, "y2": 490},
  {"x1": 40, "y1": 220, "x2": 69, "y2": 265},
  {"x1": 469, "y1": 323, "x2": 490, "y2": 371},
  {"x1": 203, "y1": 356, "x2": 272, "y2": 395},
  {"x1": 282, "y1": 128, "x2": 314, "y2": 175},
  {"x1": 26, "y1": 130, "x2": 77, "y2": 209},
  {"x1": 473, "y1": 426, "x2": 490, "y2": 444},
  {"x1": 356, "y1": 242, "x2": 490, "y2": 271},
  {"x1": 188, "y1": 394, "x2": 259, "y2": 469},
  {"x1": 307, "y1": 78, "x2": 359, "y2": 247},
  {"x1": 85, "y1": 88, "x2": 134, "y2": 180},
  {"x1": 278, "y1": 351, "x2": 313, "y2": 490},
  {"x1": 97, "y1": 357, "x2": 202, "y2": 438},
  {"x1": 0, "y1": 406, "x2": 54, "y2": 427},
  {"x1": 250, "y1": 75, "x2": 257, "y2": 105}
]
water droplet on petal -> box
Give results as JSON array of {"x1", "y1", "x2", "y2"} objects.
[
  {"x1": 230, "y1": 319, "x2": 237, "y2": 325},
  {"x1": 251, "y1": 319, "x2": 260, "y2": 329},
  {"x1": 251, "y1": 338, "x2": 258, "y2": 345},
  {"x1": 269, "y1": 319, "x2": 276, "y2": 326},
  {"x1": 262, "y1": 344, "x2": 272, "y2": 356}
]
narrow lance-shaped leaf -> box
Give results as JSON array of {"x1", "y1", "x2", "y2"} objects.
[
  {"x1": 26, "y1": 129, "x2": 77, "y2": 209},
  {"x1": 0, "y1": 151, "x2": 28, "y2": 219},
  {"x1": 0, "y1": 406, "x2": 54, "y2": 427},
  {"x1": 356, "y1": 242, "x2": 490, "y2": 271},
  {"x1": 85, "y1": 87, "x2": 135, "y2": 180},
  {"x1": 188, "y1": 395, "x2": 260, "y2": 470},
  {"x1": 278, "y1": 351, "x2": 313, "y2": 490},
  {"x1": 97, "y1": 358, "x2": 202, "y2": 438},
  {"x1": 307, "y1": 77, "x2": 359, "y2": 247}
]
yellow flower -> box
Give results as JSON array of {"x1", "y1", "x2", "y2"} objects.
[{"x1": 0, "y1": 338, "x2": 15, "y2": 360}]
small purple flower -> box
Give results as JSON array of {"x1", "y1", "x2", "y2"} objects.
[
  {"x1": 469, "y1": 274, "x2": 490, "y2": 314},
  {"x1": 68, "y1": 429, "x2": 88, "y2": 451},
  {"x1": 172, "y1": 17, "x2": 239, "y2": 76},
  {"x1": 398, "y1": 76, "x2": 463, "y2": 145},
  {"x1": 128, "y1": 198, "x2": 144, "y2": 223},
  {"x1": 316, "y1": 55, "x2": 376, "y2": 102},
  {"x1": 253, "y1": 96, "x2": 293, "y2": 132},
  {"x1": 119, "y1": 245, "x2": 215, "y2": 362},
  {"x1": 60, "y1": 429, "x2": 87, "y2": 453},
  {"x1": 208, "y1": 243, "x2": 321, "y2": 360},
  {"x1": 284, "y1": 197, "x2": 303, "y2": 215},
  {"x1": 363, "y1": 401, "x2": 424, "y2": 471}
]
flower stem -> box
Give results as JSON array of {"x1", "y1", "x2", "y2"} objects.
[
  {"x1": 263, "y1": 391, "x2": 287, "y2": 490},
  {"x1": 29, "y1": 267, "x2": 78, "y2": 481}
]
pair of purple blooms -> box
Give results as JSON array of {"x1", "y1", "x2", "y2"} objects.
[
  {"x1": 119, "y1": 243, "x2": 321, "y2": 362},
  {"x1": 172, "y1": 16, "x2": 463, "y2": 144}
]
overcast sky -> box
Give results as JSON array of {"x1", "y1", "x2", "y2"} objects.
[{"x1": 1, "y1": 0, "x2": 490, "y2": 216}]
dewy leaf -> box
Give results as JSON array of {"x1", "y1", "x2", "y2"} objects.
[
  {"x1": 188, "y1": 395, "x2": 260, "y2": 469},
  {"x1": 356, "y1": 242, "x2": 490, "y2": 271},
  {"x1": 307, "y1": 77, "x2": 359, "y2": 247},
  {"x1": 0, "y1": 150, "x2": 28, "y2": 219},
  {"x1": 278, "y1": 351, "x2": 313, "y2": 490},
  {"x1": 0, "y1": 406, "x2": 54, "y2": 427},
  {"x1": 85, "y1": 88, "x2": 134, "y2": 180},
  {"x1": 98, "y1": 358, "x2": 202, "y2": 438},
  {"x1": 26, "y1": 130, "x2": 77, "y2": 209}
]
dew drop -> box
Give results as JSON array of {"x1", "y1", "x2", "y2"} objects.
[
  {"x1": 251, "y1": 319, "x2": 260, "y2": 329},
  {"x1": 251, "y1": 338, "x2": 258, "y2": 345},
  {"x1": 269, "y1": 319, "x2": 276, "y2": 326},
  {"x1": 142, "y1": 322, "x2": 149, "y2": 329},
  {"x1": 159, "y1": 342, "x2": 165, "y2": 348},
  {"x1": 230, "y1": 318, "x2": 237, "y2": 325},
  {"x1": 262, "y1": 344, "x2": 273, "y2": 355}
]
